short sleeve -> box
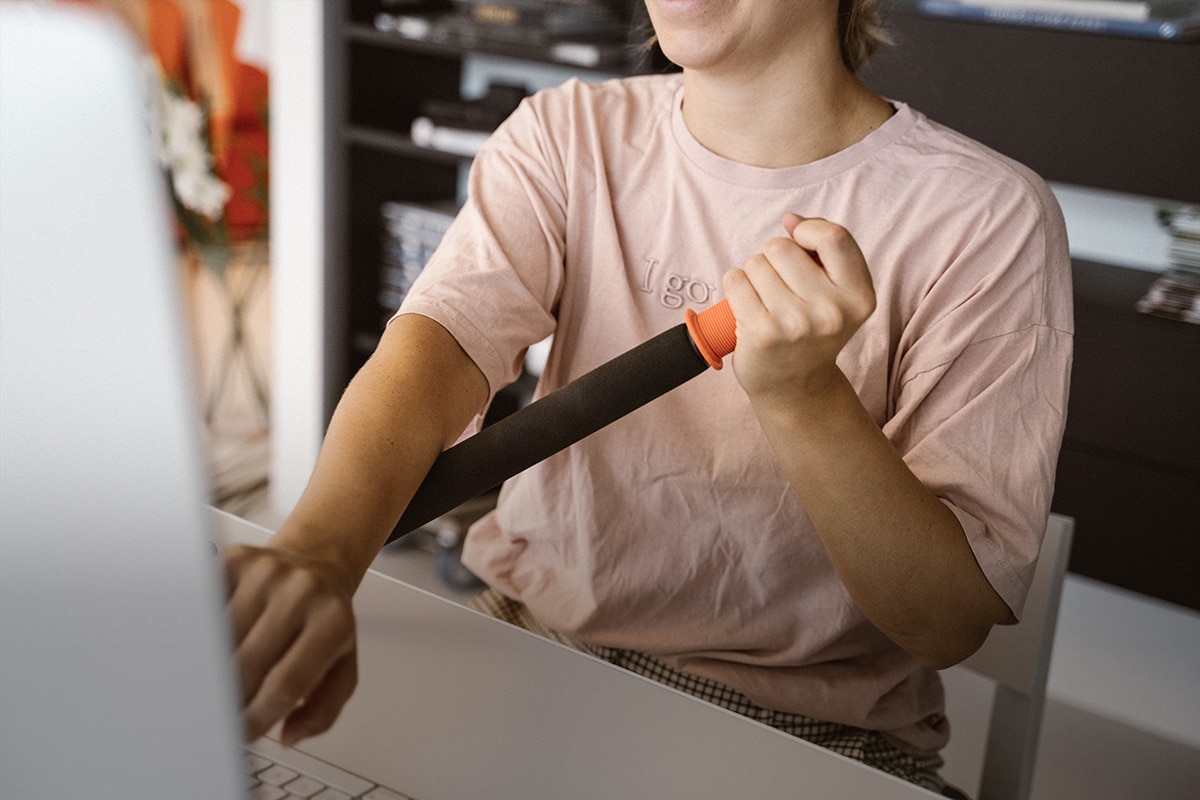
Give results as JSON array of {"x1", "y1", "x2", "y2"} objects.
[
  {"x1": 882, "y1": 173, "x2": 1073, "y2": 621},
  {"x1": 396, "y1": 90, "x2": 570, "y2": 397}
]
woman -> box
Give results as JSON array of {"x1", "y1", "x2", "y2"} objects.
[{"x1": 225, "y1": 0, "x2": 1072, "y2": 789}]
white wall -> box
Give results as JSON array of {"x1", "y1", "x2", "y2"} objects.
[
  {"x1": 1051, "y1": 183, "x2": 1177, "y2": 272},
  {"x1": 266, "y1": 0, "x2": 324, "y2": 519},
  {"x1": 234, "y1": 0, "x2": 271, "y2": 68}
]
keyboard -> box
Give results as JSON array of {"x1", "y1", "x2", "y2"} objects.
[{"x1": 245, "y1": 737, "x2": 413, "y2": 800}]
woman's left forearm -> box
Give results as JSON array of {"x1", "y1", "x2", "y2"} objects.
[
  {"x1": 751, "y1": 370, "x2": 1009, "y2": 669},
  {"x1": 724, "y1": 214, "x2": 1008, "y2": 667}
]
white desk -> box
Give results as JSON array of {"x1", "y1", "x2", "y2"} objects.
[{"x1": 214, "y1": 509, "x2": 939, "y2": 800}]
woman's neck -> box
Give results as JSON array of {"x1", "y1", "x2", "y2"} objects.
[{"x1": 680, "y1": 59, "x2": 894, "y2": 169}]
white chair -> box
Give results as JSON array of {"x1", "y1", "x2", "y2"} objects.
[{"x1": 939, "y1": 513, "x2": 1075, "y2": 800}]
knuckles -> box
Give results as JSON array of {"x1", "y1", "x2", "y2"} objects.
[
  {"x1": 805, "y1": 299, "x2": 847, "y2": 337},
  {"x1": 227, "y1": 544, "x2": 347, "y2": 605},
  {"x1": 760, "y1": 236, "x2": 799, "y2": 262},
  {"x1": 850, "y1": 291, "x2": 877, "y2": 323},
  {"x1": 812, "y1": 221, "x2": 853, "y2": 251},
  {"x1": 259, "y1": 669, "x2": 309, "y2": 711}
]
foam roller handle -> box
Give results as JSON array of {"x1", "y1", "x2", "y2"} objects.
[{"x1": 387, "y1": 301, "x2": 737, "y2": 543}]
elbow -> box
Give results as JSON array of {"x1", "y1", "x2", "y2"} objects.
[
  {"x1": 901, "y1": 613, "x2": 1002, "y2": 671},
  {"x1": 911, "y1": 584, "x2": 1012, "y2": 670},
  {"x1": 913, "y1": 642, "x2": 980, "y2": 672}
]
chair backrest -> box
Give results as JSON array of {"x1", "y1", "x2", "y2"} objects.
[{"x1": 939, "y1": 513, "x2": 1075, "y2": 800}]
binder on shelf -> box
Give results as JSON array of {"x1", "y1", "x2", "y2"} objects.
[
  {"x1": 379, "y1": 200, "x2": 460, "y2": 315},
  {"x1": 1165, "y1": 208, "x2": 1200, "y2": 271},
  {"x1": 367, "y1": 0, "x2": 452, "y2": 36},
  {"x1": 409, "y1": 118, "x2": 491, "y2": 157},
  {"x1": 1136, "y1": 267, "x2": 1200, "y2": 323},
  {"x1": 1137, "y1": 206, "x2": 1200, "y2": 324},
  {"x1": 421, "y1": 82, "x2": 528, "y2": 131},
  {"x1": 931, "y1": 0, "x2": 1180, "y2": 20},
  {"x1": 373, "y1": 12, "x2": 436, "y2": 39},
  {"x1": 411, "y1": 82, "x2": 528, "y2": 157},
  {"x1": 917, "y1": 0, "x2": 1200, "y2": 39}
]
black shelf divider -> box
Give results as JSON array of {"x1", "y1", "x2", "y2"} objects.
[{"x1": 344, "y1": 124, "x2": 472, "y2": 164}]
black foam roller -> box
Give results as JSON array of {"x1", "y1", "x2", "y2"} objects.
[{"x1": 387, "y1": 322, "x2": 709, "y2": 543}]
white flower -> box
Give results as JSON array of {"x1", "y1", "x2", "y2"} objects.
[
  {"x1": 161, "y1": 92, "x2": 206, "y2": 165},
  {"x1": 146, "y1": 62, "x2": 230, "y2": 222},
  {"x1": 172, "y1": 159, "x2": 231, "y2": 219}
]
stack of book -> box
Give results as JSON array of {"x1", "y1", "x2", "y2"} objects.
[
  {"x1": 410, "y1": 82, "x2": 528, "y2": 157},
  {"x1": 374, "y1": 0, "x2": 633, "y2": 68},
  {"x1": 1137, "y1": 207, "x2": 1200, "y2": 324},
  {"x1": 438, "y1": 0, "x2": 628, "y2": 44},
  {"x1": 379, "y1": 200, "x2": 460, "y2": 316},
  {"x1": 917, "y1": 0, "x2": 1200, "y2": 40}
]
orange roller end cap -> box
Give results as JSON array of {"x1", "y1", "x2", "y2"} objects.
[{"x1": 685, "y1": 299, "x2": 737, "y2": 370}]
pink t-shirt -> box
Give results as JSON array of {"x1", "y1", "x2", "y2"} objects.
[{"x1": 399, "y1": 74, "x2": 1073, "y2": 754}]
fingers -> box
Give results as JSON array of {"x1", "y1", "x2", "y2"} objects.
[
  {"x1": 781, "y1": 211, "x2": 803, "y2": 237},
  {"x1": 222, "y1": 544, "x2": 273, "y2": 645},
  {"x1": 784, "y1": 214, "x2": 875, "y2": 303},
  {"x1": 279, "y1": 653, "x2": 359, "y2": 746},
  {"x1": 222, "y1": 545, "x2": 358, "y2": 744},
  {"x1": 754, "y1": 236, "x2": 832, "y2": 317},
  {"x1": 721, "y1": 215, "x2": 877, "y2": 401},
  {"x1": 725, "y1": 214, "x2": 875, "y2": 332},
  {"x1": 240, "y1": 581, "x2": 356, "y2": 742}
]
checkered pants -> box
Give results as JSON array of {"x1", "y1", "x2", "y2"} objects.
[{"x1": 471, "y1": 589, "x2": 946, "y2": 793}]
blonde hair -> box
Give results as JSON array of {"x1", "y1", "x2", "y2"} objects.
[{"x1": 838, "y1": 0, "x2": 892, "y2": 73}]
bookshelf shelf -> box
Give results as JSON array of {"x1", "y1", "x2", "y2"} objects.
[
  {"x1": 1054, "y1": 259, "x2": 1200, "y2": 610},
  {"x1": 865, "y1": 3, "x2": 1200, "y2": 204},
  {"x1": 324, "y1": 0, "x2": 661, "y2": 422},
  {"x1": 344, "y1": 125, "x2": 471, "y2": 164},
  {"x1": 344, "y1": 20, "x2": 637, "y2": 71}
]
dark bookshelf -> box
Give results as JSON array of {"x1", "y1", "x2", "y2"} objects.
[
  {"x1": 324, "y1": 0, "x2": 667, "y2": 415},
  {"x1": 1055, "y1": 260, "x2": 1200, "y2": 610},
  {"x1": 864, "y1": 3, "x2": 1200, "y2": 205}
]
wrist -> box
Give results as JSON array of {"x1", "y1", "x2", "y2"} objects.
[
  {"x1": 268, "y1": 521, "x2": 374, "y2": 596},
  {"x1": 749, "y1": 366, "x2": 858, "y2": 428}
]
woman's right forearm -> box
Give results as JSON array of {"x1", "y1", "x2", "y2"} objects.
[{"x1": 267, "y1": 313, "x2": 490, "y2": 592}]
